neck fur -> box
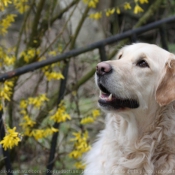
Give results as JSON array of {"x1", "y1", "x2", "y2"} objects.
[{"x1": 106, "y1": 103, "x2": 175, "y2": 172}]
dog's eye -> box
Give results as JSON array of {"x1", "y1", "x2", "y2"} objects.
[
  {"x1": 118, "y1": 54, "x2": 122, "y2": 60},
  {"x1": 136, "y1": 60, "x2": 149, "y2": 68}
]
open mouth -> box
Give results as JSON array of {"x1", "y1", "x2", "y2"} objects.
[{"x1": 98, "y1": 83, "x2": 139, "y2": 109}]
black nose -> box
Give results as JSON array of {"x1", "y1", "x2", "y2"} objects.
[{"x1": 96, "y1": 62, "x2": 112, "y2": 75}]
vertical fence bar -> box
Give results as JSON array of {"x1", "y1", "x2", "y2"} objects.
[
  {"x1": 131, "y1": 33, "x2": 138, "y2": 43},
  {"x1": 0, "y1": 110, "x2": 13, "y2": 175},
  {"x1": 46, "y1": 61, "x2": 69, "y2": 175},
  {"x1": 99, "y1": 45, "x2": 107, "y2": 61},
  {"x1": 159, "y1": 26, "x2": 169, "y2": 51}
]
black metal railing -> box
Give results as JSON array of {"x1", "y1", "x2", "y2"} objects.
[
  {"x1": 1, "y1": 15, "x2": 175, "y2": 175},
  {"x1": 2, "y1": 15, "x2": 175, "y2": 82}
]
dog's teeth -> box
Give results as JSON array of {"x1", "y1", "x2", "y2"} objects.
[
  {"x1": 99, "y1": 91, "x2": 102, "y2": 97},
  {"x1": 108, "y1": 94, "x2": 112, "y2": 101}
]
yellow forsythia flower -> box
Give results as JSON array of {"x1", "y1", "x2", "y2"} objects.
[
  {"x1": 75, "y1": 161, "x2": 86, "y2": 169},
  {"x1": 83, "y1": 0, "x2": 99, "y2": 8},
  {"x1": 92, "y1": 109, "x2": 100, "y2": 118},
  {"x1": 124, "y1": 2, "x2": 131, "y2": 10},
  {"x1": 81, "y1": 109, "x2": 100, "y2": 125},
  {"x1": 88, "y1": 1, "x2": 96, "y2": 8},
  {"x1": 20, "y1": 48, "x2": 40, "y2": 63},
  {"x1": 20, "y1": 113, "x2": 58, "y2": 139},
  {"x1": 116, "y1": 7, "x2": 121, "y2": 14},
  {"x1": 50, "y1": 101, "x2": 71, "y2": 123},
  {"x1": 0, "y1": 127, "x2": 21, "y2": 150},
  {"x1": 44, "y1": 72, "x2": 64, "y2": 81},
  {"x1": 69, "y1": 150, "x2": 82, "y2": 159},
  {"x1": 38, "y1": 94, "x2": 49, "y2": 103},
  {"x1": 139, "y1": 0, "x2": 149, "y2": 4},
  {"x1": 13, "y1": 0, "x2": 29, "y2": 14},
  {"x1": 0, "y1": 14, "x2": 16, "y2": 35},
  {"x1": 70, "y1": 132, "x2": 83, "y2": 142},
  {"x1": 0, "y1": 0, "x2": 11, "y2": 11},
  {"x1": 20, "y1": 114, "x2": 36, "y2": 137},
  {"x1": 80, "y1": 116, "x2": 95, "y2": 125},
  {"x1": 28, "y1": 94, "x2": 49, "y2": 109},
  {"x1": 20, "y1": 115, "x2": 36, "y2": 128},
  {"x1": 134, "y1": 4, "x2": 144, "y2": 14},
  {"x1": 48, "y1": 50, "x2": 57, "y2": 56},
  {"x1": 106, "y1": 8, "x2": 115, "y2": 17},
  {"x1": 89, "y1": 12, "x2": 102, "y2": 20},
  {"x1": 20, "y1": 94, "x2": 48, "y2": 110},
  {"x1": 4, "y1": 55, "x2": 16, "y2": 66},
  {"x1": 41, "y1": 127, "x2": 59, "y2": 138},
  {"x1": 20, "y1": 100, "x2": 27, "y2": 109},
  {"x1": 69, "y1": 131, "x2": 91, "y2": 159},
  {"x1": 0, "y1": 80, "x2": 14, "y2": 101},
  {"x1": 31, "y1": 129, "x2": 44, "y2": 140},
  {"x1": 31, "y1": 128, "x2": 58, "y2": 140}
]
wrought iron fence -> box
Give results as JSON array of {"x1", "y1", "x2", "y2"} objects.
[{"x1": 1, "y1": 15, "x2": 175, "y2": 175}]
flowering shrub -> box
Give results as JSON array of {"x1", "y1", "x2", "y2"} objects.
[
  {"x1": 0, "y1": 127, "x2": 21, "y2": 150},
  {"x1": 69, "y1": 131, "x2": 90, "y2": 169},
  {"x1": 88, "y1": 0, "x2": 149, "y2": 20}
]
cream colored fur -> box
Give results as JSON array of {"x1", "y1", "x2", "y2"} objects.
[{"x1": 83, "y1": 43, "x2": 175, "y2": 175}]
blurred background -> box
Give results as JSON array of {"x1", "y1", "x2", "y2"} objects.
[{"x1": 0, "y1": 0, "x2": 175, "y2": 174}]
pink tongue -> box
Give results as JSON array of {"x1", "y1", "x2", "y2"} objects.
[
  {"x1": 100, "y1": 91, "x2": 117, "y2": 102},
  {"x1": 101, "y1": 93, "x2": 109, "y2": 98}
]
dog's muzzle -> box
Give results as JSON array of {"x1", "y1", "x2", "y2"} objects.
[{"x1": 96, "y1": 62, "x2": 139, "y2": 110}]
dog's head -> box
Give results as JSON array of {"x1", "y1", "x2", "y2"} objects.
[{"x1": 95, "y1": 43, "x2": 175, "y2": 112}]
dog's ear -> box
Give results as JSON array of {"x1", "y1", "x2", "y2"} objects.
[{"x1": 156, "y1": 57, "x2": 175, "y2": 106}]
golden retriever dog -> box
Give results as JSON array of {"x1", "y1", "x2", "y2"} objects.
[{"x1": 83, "y1": 43, "x2": 175, "y2": 175}]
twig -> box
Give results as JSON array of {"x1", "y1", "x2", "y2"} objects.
[
  {"x1": 69, "y1": 5, "x2": 90, "y2": 49},
  {"x1": 27, "y1": 0, "x2": 46, "y2": 48},
  {"x1": 39, "y1": 0, "x2": 80, "y2": 34},
  {"x1": 15, "y1": 0, "x2": 35, "y2": 58},
  {"x1": 39, "y1": 1, "x2": 79, "y2": 58}
]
